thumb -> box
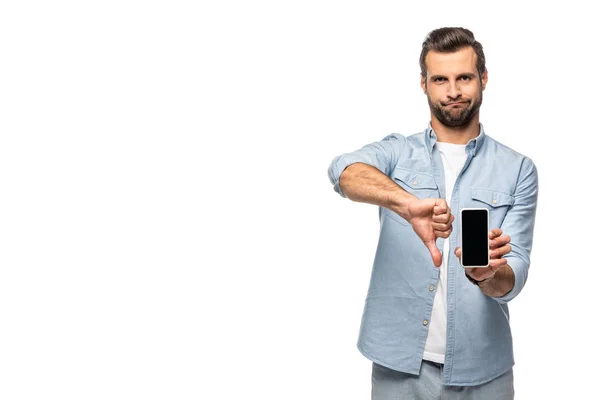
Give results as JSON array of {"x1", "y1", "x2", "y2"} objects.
[
  {"x1": 425, "y1": 239, "x2": 442, "y2": 267},
  {"x1": 454, "y1": 247, "x2": 461, "y2": 258},
  {"x1": 433, "y1": 204, "x2": 446, "y2": 215}
]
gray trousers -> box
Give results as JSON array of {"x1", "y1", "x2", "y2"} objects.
[{"x1": 372, "y1": 360, "x2": 514, "y2": 400}]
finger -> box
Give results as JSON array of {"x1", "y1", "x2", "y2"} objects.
[
  {"x1": 433, "y1": 205, "x2": 447, "y2": 216},
  {"x1": 465, "y1": 267, "x2": 493, "y2": 282},
  {"x1": 489, "y1": 234, "x2": 511, "y2": 250},
  {"x1": 489, "y1": 228, "x2": 502, "y2": 239},
  {"x1": 433, "y1": 199, "x2": 449, "y2": 215},
  {"x1": 488, "y1": 258, "x2": 508, "y2": 270},
  {"x1": 466, "y1": 263, "x2": 498, "y2": 278},
  {"x1": 492, "y1": 234, "x2": 511, "y2": 248},
  {"x1": 434, "y1": 227, "x2": 452, "y2": 239},
  {"x1": 454, "y1": 247, "x2": 461, "y2": 258},
  {"x1": 432, "y1": 221, "x2": 452, "y2": 231},
  {"x1": 424, "y1": 240, "x2": 442, "y2": 267},
  {"x1": 432, "y1": 212, "x2": 451, "y2": 224},
  {"x1": 490, "y1": 244, "x2": 512, "y2": 259}
]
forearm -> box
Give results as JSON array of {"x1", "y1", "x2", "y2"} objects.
[
  {"x1": 339, "y1": 162, "x2": 416, "y2": 219},
  {"x1": 478, "y1": 265, "x2": 515, "y2": 298}
]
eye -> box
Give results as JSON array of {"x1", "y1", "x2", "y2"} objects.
[
  {"x1": 459, "y1": 76, "x2": 472, "y2": 82},
  {"x1": 434, "y1": 77, "x2": 446, "y2": 83}
]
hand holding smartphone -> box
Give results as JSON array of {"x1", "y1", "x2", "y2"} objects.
[{"x1": 460, "y1": 208, "x2": 489, "y2": 268}]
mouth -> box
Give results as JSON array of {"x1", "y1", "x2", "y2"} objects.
[{"x1": 444, "y1": 101, "x2": 468, "y2": 107}]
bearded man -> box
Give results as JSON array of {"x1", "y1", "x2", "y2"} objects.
[{"x1": 328, "y1": 27, "x2": 538, "y2": 400}]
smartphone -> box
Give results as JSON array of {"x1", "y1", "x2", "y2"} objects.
[{"x1": 460, "y1": 208, "x2": 489, "y2": 268}]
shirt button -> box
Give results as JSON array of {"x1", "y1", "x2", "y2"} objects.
[
  {"x1": 429, "y1": 285, "x2": 435, "y2": 292},
  {"x1": 423, "y1": 320, "x2": 429, "y2": 326},
  {"x1": 412, "y1": 180, "x2": 418, "y2": 186},
  {"x1": 492, "y1": 199, "x2": 497, "y2": 204}
]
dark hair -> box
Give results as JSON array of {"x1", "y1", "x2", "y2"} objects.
[{"x1": 419, "y1": 27, "x2": 486, "y2": 79}]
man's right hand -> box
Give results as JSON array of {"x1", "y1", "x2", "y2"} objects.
[
  {"x1": 338, "y1": 163, "x2": 453, "y2": 266},
  {"x1": 405, "y1": 198, "x2": 454, "y2": 267}
]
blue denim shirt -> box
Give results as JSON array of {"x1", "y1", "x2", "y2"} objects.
[{"x1": 328, "y1": 124, "x2": 538, "y2": 386}]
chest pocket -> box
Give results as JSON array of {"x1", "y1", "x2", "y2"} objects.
[
  {"x1": 471, "y1": 188, "x2": 515, "y2": 229},
  {"x1": 392, "y1": 168, "x2": 439, "y2": 198}
]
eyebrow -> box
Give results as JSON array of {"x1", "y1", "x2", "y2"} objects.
[{"x1": 429, "y1": 72, "x2": 478, "y2": 81}]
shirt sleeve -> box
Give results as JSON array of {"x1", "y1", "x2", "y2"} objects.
[
  {"x1": 493, "y1": 157, "x2": 539, "y2": 304},
  {"x1": 327, "y1": 134, "x2": 406, "y2": 198}
]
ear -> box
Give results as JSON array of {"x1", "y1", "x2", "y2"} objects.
[
  {"x1": 481, "y1": 69, "x2": 488, "y2": 91},
  {"x1": 420, "y1": 74, "x2": 427, "y2": 93}
]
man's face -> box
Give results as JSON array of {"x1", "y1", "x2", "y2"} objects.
[{"x1": 420, "y1": 47, "x2": 488, "y2": 127}]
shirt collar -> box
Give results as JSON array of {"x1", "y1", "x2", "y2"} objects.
[{"x1": 425, "y1": 122, "x2": 486, "y2": 156}]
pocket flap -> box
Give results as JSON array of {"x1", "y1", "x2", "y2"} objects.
[
  {"x1": 393, "y1": 168, "x2": 438, "y2": 190},
  {"x1": 471, "y1": 188, "x2": 515, "y2": 207}
]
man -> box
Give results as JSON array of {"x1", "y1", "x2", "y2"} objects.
[{"x1": 327, "y1": 27, "x2": 537, "y2": 399}]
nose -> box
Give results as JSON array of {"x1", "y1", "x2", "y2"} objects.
[{"x1": 447, "y1": 81, "x2": 461, "y2": 100}]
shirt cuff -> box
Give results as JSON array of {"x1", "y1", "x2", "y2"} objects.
[
  {"x1": 492, "y1": 257, "x2": 529, "y2": 304},
  {"x1": 328, "y1": 154, "x2": 376, "y2": 198}
]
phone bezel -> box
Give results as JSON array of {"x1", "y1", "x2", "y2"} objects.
[{"x1": 460, "y1": 207, "x2": 490, "y2": 268}]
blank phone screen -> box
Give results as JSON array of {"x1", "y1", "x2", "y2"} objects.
[{"x1": 461, "y1": 209, "x2": 489, "y2": 267}]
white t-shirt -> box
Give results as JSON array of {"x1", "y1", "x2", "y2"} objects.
[{"x1": 423, "y1": 141, "x2": 467, "y2": 364}]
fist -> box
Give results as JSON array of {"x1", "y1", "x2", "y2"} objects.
[{"x1": 406, "y1": 198, "x2": 454, "y2": 267}]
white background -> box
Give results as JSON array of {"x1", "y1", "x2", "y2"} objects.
[{"x1": 0, "y1": 1, "x2": 597, "y2": 399}]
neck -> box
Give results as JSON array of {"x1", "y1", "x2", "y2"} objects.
[{"x1": 431, "y1": 114, "x2": 481, "y2": 144}]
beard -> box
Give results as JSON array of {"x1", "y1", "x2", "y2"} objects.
[{"x1": 427, "y1": 90, "x2": 483, "y2": 127}]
